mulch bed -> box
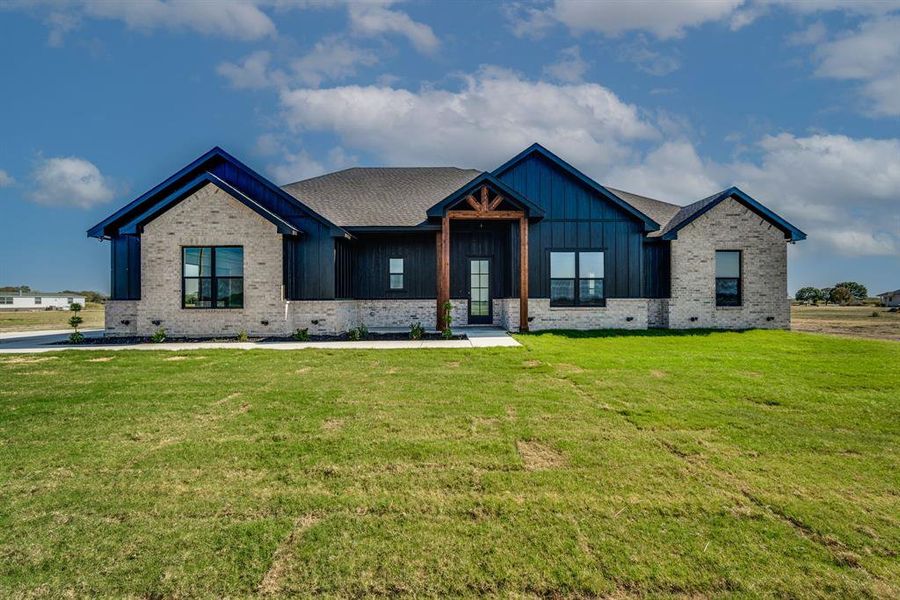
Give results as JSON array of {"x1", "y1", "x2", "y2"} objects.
[{"x1": 51, "y1": 332, "x2": 467, "y2": 345}]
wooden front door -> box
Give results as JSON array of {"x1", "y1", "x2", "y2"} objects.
[{"x1": 468, "y1": 258, "x2": 492, "y2": 324}]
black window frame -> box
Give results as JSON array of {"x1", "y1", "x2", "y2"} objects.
[
  {"x1": 181, "y1": 245, "x2": 245, "y2": 310},
  {"x1": 34, "y1": 297, "x2": 41, "y2": 305},
  {"x1": 388, "y1": 257, "x2": 405, "y2": 291},
  {"x1": 715, "y1": 249, "x2": 742, "y2": 307},
  {"x1": 0, "y1": 296, "x2": 11, "y2": 305},
  {"x1": 549, "y1": 249, "x2": 606, "y2": 307}
]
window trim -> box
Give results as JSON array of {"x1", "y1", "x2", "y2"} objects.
[
  {"x1": 34, "y1": 297, "x2": 42, "y2": 305},
  {"x1": 715, "y1": 249, "x2": 742, "y2": 308},
  {"x1": 181, "y1": 245, "x2": 245, "y2": 310},
  {"x1": 0, "y1": 296, "x2": 11, "y2": 305},
  {"x1": 388, "y1": 257, "x2": 405, "y2": 292},
  {"x1": 549, "y1": 249, "x2": 606, "y2": 307}
]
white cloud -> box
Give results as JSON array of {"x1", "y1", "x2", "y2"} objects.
[
  {"x1": 728, "y1": 133, "x2": 900, "y2": 256},
  {"x1": 543, "y1": 46, "x2": 588, "y2": 83},
  {"x1": 30, "y1": 156, "x2": 115, "y2": 209},
  {"x1": 83, "y1": 0, "x2": 276, "y2": 40},
  {"x1": 347, "y1": 1, "x2": 439, "y2": 53},
  {"x1": 607, "y1": 140, "x2": 720, "y2": 202},
  {"x1": 278, "y1": 67, "x2": 658, "y2": 169},
  {"x1": 217, "y1": 51, "x2": 279, "y2": 90},
  {"x1": 618, "y1": 38, "x2": 681, "y2": 76},
  {"x1": 786, "y1": 21, "x2": 827, "y2": 46},
  {"x1": 511, "y1": 0, "x2": 745, "y2": 40},
  {"x1": 254, "y1": 134, "x2": 354, "y2": 183},
  {"x1": 268, "y1": 149, "x2": 327, "y2": 183},
  {"x1": 0, "y1": 169, "x2": 15, "y2": 187},
  {"x1": 291, "y1": 36, "x2": 379, "y2": 86},
  {"x1": 807, "y1": 15, "x2": 900, "y2": 116}
]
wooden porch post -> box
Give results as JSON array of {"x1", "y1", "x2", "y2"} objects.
[
  {"x1": 519, "y1": 216, "x2": 529, "y2": 332},
  {"x1": 437, "y1": 216, "x2": 450, "y2": 330}
]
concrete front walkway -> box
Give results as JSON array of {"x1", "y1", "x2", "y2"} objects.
[{"x1": 0, "y1": 327, "x2": 520, "y2": 353}]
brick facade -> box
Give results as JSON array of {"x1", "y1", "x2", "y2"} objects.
[{"x1": 667, "y1": 197, "x2": 790, "y2": 329}]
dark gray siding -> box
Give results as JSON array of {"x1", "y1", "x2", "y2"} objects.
[
  {"x1": 351, "y1": 232, "x2": 436, "y2": 299},
  {"x1": 283, "y1": 218, "x2": 336, "y2": 300},
  {"x1": 497, "y1": 153, "x2": 645, "y2": 298},
  {"x1": 110, "y1": 235, "x2": 141, "y2": 300},
  {"x1": 449, "y1": 221, "x2": 515, "y2": 299},
  {"x1": 643, "y1": 240, "x2": 671, "y2": 298}
]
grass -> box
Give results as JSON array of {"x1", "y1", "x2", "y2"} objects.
[
  {"x1": 0, "y1": 330, "x2": 898, "y2": 598},
  {"x1": 0, "y1": 302, "x2": 104, "y2": 333},
  {"x1": 792, "y1": 304, "x2": 900, "y2": 341}
]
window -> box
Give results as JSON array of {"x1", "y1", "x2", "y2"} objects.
[
  {"x1": 389, "y1": 257, "x2": 404, "y2": 290},
  {"x1": 67, "y1": 297, "x2": 74, "y2": 304},
  {"x1": 0, "y1": 297, "x2": 11, "y2": 305},
  {"x1": 550, "y1": 250, "x2": 605, "y2": 307},
  {"x1": 183, "y1": 246, "x2": 244, "y2": 309},
  {"x1": 34, "y1": 297, "x2": 41, "y2": 305},
  {"x1": 715, "y1": 250, "x2": 741, "y2": 307}
]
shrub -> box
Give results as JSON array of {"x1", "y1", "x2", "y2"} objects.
[
  {"x1": 409, "y1": 321, "x2": 425, "y2": 340},
  {"x1": 348, "y1": 324, "x2": 369, "y2": 341},
  {"x1": 150, "y1": 327, "x2": 167, "y2": 343},
  {"x1": 292, "y1": 328, "x2": 310, "y2": 341},
  {"x1": 871, "y1": 311, "x2": 880, "y2": 318},
  {"x1": 441, "y1": 300, "x2": 453, "y2": 338},
  {"x1": 67, "y1": 302, "x2": 84, "y2": 344},
  {"x1": 237, "y1": 329, "x2": 249, "y2": 342}
]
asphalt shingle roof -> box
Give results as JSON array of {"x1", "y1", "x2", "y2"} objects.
[
  {"x1": 281, "y1": 167, "x2": 483, "y2": 227},
  {"x1": 281, "y1": 167, "x2": 717, "y2": 235}
]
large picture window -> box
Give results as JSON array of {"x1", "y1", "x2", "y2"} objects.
[
  {"x1": 715, "y1": 250, "x2": 741, "y2": 307},
  {"x1": 550, "y1": 250, "x2": 605, "y2": 307},
  {"x1": 183, "y1": 246, "x2": 244, "y2": 309}
]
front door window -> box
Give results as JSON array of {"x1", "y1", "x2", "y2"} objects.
[{"x1": 469, "y1": 258, "x2": 491, "y2": 324}]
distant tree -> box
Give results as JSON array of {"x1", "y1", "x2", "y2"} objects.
[
  {"x1": 0, "y1": 285, "x2": 31, "y2": 293},
  {"x1": 830, "y1": 286, "x2": 853, "y2": 305},
  {"x1": 795, "y1": 287, "x2": 825, "y2": 305},
  {"x1": 820, "y1": 287, "x2": 833, "y2": 305},
  {"x1": 833, "y1": 281, "x2": 868, "y2": 302},
  {"x1": 61, "y1": 290, "x2": 107, "y2": 304}
]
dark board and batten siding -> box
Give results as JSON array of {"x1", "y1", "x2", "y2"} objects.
[
  {"x1": 110, "y1": 235, "x2": 141, "y2": 300},
  {"x1": 283, "y1": 218, "x2": 336, "y2": 300},
  {"x1": 351, "y1": 233, "x2": 436, "y2": 299},
  {"x1": 496, "y1": 153, "x2": 645, "y2": 299},
  {"x1": 643, "y1": 241, "x2": 671, "y2": 299}
]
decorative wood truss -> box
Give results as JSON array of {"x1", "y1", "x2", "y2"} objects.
[{"x1": 436, "y1": 185, "x2": 529, "y2": 332}]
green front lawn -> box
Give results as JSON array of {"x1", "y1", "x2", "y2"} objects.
[{"x1": 1, "y1": 331, "x2": 898, "y2": 597}]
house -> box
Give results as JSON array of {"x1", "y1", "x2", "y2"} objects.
[
  {"x1": 88, "y1": 143, "x2": 806, "y2": 337},
  {"x1": 0, "y1": 292, "x2": 85, "y2": 310},
  {"x1": 878, "y1": 290, "x2": 900, "y2": 307}
]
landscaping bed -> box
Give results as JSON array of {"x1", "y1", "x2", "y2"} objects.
[{"x1": 50, "y1": 331, "x2": 467, "y2": 345}]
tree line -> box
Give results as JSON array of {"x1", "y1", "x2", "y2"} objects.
[{"x1": 795, "y1": 282, "x2": 868, "y2": 305}]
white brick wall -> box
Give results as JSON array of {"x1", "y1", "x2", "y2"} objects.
[{"x1": 668, "y1": 197, "x2": 790, "y2": 329}]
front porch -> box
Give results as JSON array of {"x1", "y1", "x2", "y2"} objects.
[{"x1": 430, "y1": 178, "x2": 544, "y2": 332}]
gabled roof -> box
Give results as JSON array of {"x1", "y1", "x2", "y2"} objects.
[
  {"x1": 658, "y1": 186, "x2": 807, "y2": 242},
  {"x1": 425, "y1": 172, "x2": 545, "y2": 219},
  {"x1": 492, "y1": 143, "x2": 661, "y2": 232},
  {"x1": 878, "y1": 289, "x2": 900, "y2": 296},
  {"x1": 88, "y1": 147, "x2": 343, "y2": 239},
  {"x1": 282, "y1": 167, "x2": 482, "y2": 228}
]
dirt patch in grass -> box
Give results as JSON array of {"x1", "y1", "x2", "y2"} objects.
[
  {"x1": 295, "y1": 367, "x2": 311, "y2": 374},
  {"x1": 650, "y1": 369, "x2": 667, "y2": 378},
  {"x1": 522, "y1": 359, "x2": 541, "y2": 368},
  {"x1": 555, "y1": 363, "x2": 585, "y2": 374},
  {"x1": 2, "y1": 356, "x2": 58, "y2": 365},
  {"x1": 87, "y1": 357, "x2": 115, "y2": 362},
  {"x1": 322, "y1": 418, "x2": 344, "y2": 431},
  {"x1": 517, "y1": 440, "x2": 565, "y2": 471},
  {"x1": 258, "y1": 514, "x2": 321, "y2": 595}
]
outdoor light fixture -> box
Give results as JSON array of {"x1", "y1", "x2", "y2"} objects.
[
  {"x1": 151, "y1": 319, "x2": 162, "y2": 326},
  {"x1": 625, "y1": 316, "x2": 634, "y2": 322},
  {"x1": 260, "y1": 320, "x2": 269, "y2": 326},
  {"x1": 689, "y1": 316, "x2": 698, "y2": 322}
]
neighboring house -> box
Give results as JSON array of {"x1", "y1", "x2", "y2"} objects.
[
  {"x1": 0, "y1": 292, "x2": 85, "y2": 310},
  {"x1": 878, "y1": 290, "x2": 900, "y2": 307},
  {"x1": 88, "y1": 143, "x2": 806, "y2": 337}
]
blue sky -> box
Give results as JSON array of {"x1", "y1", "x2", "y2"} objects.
[{"x1": 1, "y1": 0, "x2": 898, "y2": 295}]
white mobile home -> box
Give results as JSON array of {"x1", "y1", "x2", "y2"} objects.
[{"x1": 0, "y1": 292, "x2": 85, "y2": 310}]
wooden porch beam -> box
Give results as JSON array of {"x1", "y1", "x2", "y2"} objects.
[
  {"x1": 464, "y1": 195, "x2": 481, "y2": 211},
  {"x1": 447, "y1": 210, "x2": 525, "y2": 220},
  {"x1": 437, "y1": 215, "x2": 450, "y2": 330},
  {"x1": 488, "y1": 194, "x2": 504, "y2": 211}
]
